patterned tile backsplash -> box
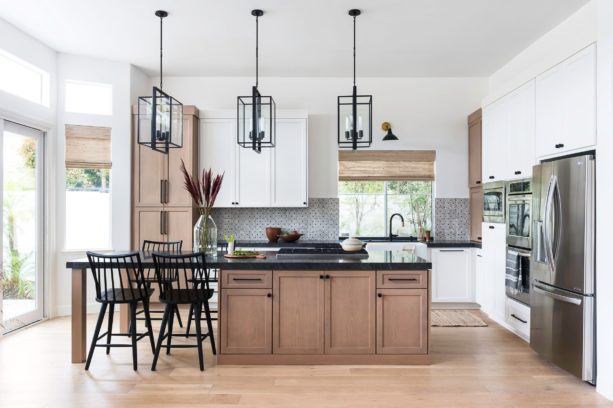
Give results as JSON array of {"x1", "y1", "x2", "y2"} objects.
[
  {"x1": 211, "y1": 198, "x2": 340, "y2": 241},
  {"x1": 434, "y1": 198, "x2": 471, "y2": 241}
]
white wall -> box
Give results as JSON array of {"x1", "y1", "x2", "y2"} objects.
[
  {"x1": 53, "y1": 54, "x2": 136, "y2": 316},
  {"x1": 157, "y1": 76, "x2": 488, "y2": 199},
  {"x1": 596, "y1": 0, "x2": 613, "y2": 400}
]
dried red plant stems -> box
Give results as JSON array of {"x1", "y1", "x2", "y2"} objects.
[{"x1": 180, "y1": 159, "x2": 224, "y2": 211}]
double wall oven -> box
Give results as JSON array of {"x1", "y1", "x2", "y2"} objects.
[{"x1": 505, "y1": 179, "x2": 532, "y2": 306}]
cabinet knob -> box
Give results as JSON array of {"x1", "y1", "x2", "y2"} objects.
[
  {"x1": 325, "y1": 275, "x2": 330, "y2": 280},
  {"x1": 319, "y1": 275, "x2": 324, "y2": 279},
  {"x1": 555, "y1": 143, "x2": 564, "y2": 149},
  {"x1": 377, "y1": 293, "x2": 383, "y2": 298},
  {"x1": 488, "y1": 176, "x2": 495, "y2": 180},
  {"x1": 303, "y1": 202, "x2": 307, "y2": 205},
  {"x1": 266, "y1": 293, "x2": 272, "y2": 298},
  {"x1": 476, "y1": 180, "x2": 481, "y2": 185},
  {"x1": 478, "y1": 236, "x2": 482, "y2": 240},
  {"x1": 514, "y1": 171, "x2": 521, "y2": 175}
]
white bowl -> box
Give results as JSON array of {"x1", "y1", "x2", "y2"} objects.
[{"x1": 341, "y1": 237, "x2": 364, "y2": 252}]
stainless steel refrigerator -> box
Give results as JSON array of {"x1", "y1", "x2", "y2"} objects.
[{"x1": 530, "y1": 153, "x2": 595, "y2": 384}]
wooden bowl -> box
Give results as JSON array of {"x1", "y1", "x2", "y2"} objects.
[
  {"x1": 266, "y1": 227, "x2": 282, "y2": 242},
  {"x1": 279, "y1": 231, "x2": 304, "y2": 242}
]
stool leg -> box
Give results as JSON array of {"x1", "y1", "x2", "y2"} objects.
[
  {"x1": 194, "y1": 303, "x2": 205, "y2": 371},
  {"x1": 130, "y1": 303, "x2": 138, "y2": 371},
  {"x1": 152, "y1": 305, "x2": 170, "y2": 371},
  {"x1": 85, "y1": 303, "x2": 107, "y2": 370},
  {"x1": 174, "y1": 305, "x2": 184, "y2": 328},
  {"x1": 202, "y1": 299, "x2": 216, "y2": 355},
  {"x1": 185, "y1": 304, "x2": 194, "y2": 338},
  {"x1": 106, "y1": 303, "x2": 114, "y2": 355},
  {"x1": 166, "y1": 305, "x2": 174, "y2": 355},
  {"x1": 142, "y1": 298, "x2": 156, "y2": 354}
]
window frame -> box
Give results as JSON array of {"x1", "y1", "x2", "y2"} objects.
[{"x1": 0, "y1": 48, "x2": 50, "y2": 107}]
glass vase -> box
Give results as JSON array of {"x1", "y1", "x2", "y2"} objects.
[{"x1": 193, "y1": 213, "x2": 217, "y2": 257}]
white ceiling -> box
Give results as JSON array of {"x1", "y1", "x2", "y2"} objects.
[{"x1": 0, "y1": 0, "x2": 590, "y2": 78}]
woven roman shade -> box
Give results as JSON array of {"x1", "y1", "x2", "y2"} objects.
[
  {"x1": 65, "y1": 124, "x2": 112, "y2": 169},
  {"x1": 338, "y1": 150, "x2": 435, "y2": 181}
]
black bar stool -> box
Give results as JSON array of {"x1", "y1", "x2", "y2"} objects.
[
  {"x1": 151, "y1": 252, "x2": 216, "y2": 371},
  {"x1": 139, "y1": 240, "x2": 184, "y2": 328},
  {"x1": 85, "y1": 251, "x2": 155, "y2": 371}
]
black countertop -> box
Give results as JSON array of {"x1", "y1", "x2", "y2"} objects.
[
  {"x1": 235, "y1": 239, "x2": 481, "y2": 249},
  {"x1": 66, "y1": 250, "x2": 431, "y2": 271}
]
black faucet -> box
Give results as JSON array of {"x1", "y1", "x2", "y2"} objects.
[{"x1": 389, "y1": 213, "x2": 405, "y2": 241}]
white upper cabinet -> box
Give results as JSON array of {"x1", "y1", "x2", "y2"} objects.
[
  {"x1": 272, "y1": 118, "x2": 308, "y2": 207},
  {"x1": 200, "y1": 111, "x2": 308, "y2": 208},
  {"x1": 482, "y1": 94, "x2": 508, "y2": 182},
  {"x1": 200, "y1": 118, "x2": 236, "y2": 208},
  {"x1": 482, "y1": 80, "x2": 536, "y2": 182},
  {"x1": 535, "y1": 44, "x2": 596, "y2": 158},
  {"x1": 237, "y1": 144, "x2": 272, "y2": 207}
]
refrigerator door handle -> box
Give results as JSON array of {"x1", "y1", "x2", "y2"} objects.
[
  {"x1": 543, "y1": 175, "x2": 558, "y2": 274},
  {"x1": 533, "y1": 283, "x2": 582, "y2": 305},
  {"x1": 534, "y1": 220, "x2": 546, "y2": 263}
]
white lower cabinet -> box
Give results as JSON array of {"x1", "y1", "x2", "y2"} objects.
[
  {"x1": 431, "y1": 248, "x2": 474, "y2": 303},
  {"x1": 505, "y1": 297, "x2": 530, "y2": 341},
  {"x1": 480, "y1": 222, "x2": 506, "y2": 321}
]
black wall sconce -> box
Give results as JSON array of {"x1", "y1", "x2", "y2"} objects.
[{"x1": 381, "y1": 122, "x2": 399, "y2": 141}]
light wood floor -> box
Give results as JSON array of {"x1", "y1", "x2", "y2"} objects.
[{"x1": 0, "y1": 310, "x2": 610, "y2": 408}]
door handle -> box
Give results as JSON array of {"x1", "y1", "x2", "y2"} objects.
[
  {"x1": 543, "y1": 175, "x2": 557, "y2": 274},
  {"x1": 533, "y1": 284, "x2": 582, "y2": 305}
]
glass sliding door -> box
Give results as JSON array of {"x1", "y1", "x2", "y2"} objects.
[{"x1": 1, "y1": 120, "x2": 44, "y2": 334}]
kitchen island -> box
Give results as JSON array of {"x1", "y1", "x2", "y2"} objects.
[{"x1": 66, "y1": 250, "x2": 432, "y2": 365}]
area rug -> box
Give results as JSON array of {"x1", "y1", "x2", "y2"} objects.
[{"x1": 431, "y1": 309, "x2": 488, "y2": 327}]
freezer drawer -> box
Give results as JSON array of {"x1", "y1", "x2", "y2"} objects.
[{"x1": 530, "y1": 281, "x2": 594, "y2": 382}]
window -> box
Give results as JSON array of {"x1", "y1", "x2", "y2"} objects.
[
  {"x1": 0, "y1": 48, "x2": 50, "y2": 106},
  {"x1": 65, "y1": 80, "x2": 112, "y2": 115},
  {"x1": 339, "y1": 181, "x2": 433, "y2": 237},
  {"x1": 64, "y1": 125, "x2": 112, "y2": 249}
]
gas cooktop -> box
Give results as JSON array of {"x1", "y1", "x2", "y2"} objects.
[{"x1": 276, "y1": 247, "x2": 369, "y2": 259}]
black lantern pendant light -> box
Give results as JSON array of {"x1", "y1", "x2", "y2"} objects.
[
  {"x1": 237, "y1": 9, "x2": 276, "y2": 153},
  {"x1": 137, "y1": 10, "x2": 183, "y2": 154},
  {"x1": 338, "y1": 9, "x2": 372, "y2": 150}
]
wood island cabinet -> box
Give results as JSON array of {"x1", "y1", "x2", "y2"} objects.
[{"x1": 218, "y1": 269, "x2": 431, "y2": 365}]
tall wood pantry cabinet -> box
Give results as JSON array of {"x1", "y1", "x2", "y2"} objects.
[
  {"x1": 131, "y1": 105, "x2": 200, "y2": 250},
  {"x1": 468, "y1": 109, "x2": 482, "y2": 242}
]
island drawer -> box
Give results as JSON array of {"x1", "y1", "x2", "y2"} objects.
[
  {"x1": 222, "y1": 270, "x2": 273, "y2": 289},
  {"x1": 377, "y1": 270, "x2": 428, "y2": 289}
]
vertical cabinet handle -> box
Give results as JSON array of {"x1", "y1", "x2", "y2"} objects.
[
  {"x1": 160, "y1": 180, "x2": 164, "y2": 204},
  {"x1": 164, "y1": 180, "x2": 169, "y2": 203},
  {"x1": 160, "y1": 211, "x2": 164, "y2": 235}
]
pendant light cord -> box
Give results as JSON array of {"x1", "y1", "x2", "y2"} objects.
[
  {"x1": 159, "y1": 14, "x2": 163, "y2": 89},
  {"x1": 255, "y1": 14, "x2": 259, "y2": 88},
  {"x1": 353, "y1": 14, "x2": 356, "y2": 87}
]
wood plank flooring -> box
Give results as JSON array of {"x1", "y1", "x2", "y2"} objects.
[{"x1": 0, "y1": 311, "x2": 610, "y2": 408}]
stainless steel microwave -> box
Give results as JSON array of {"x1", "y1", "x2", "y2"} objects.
[{"x1": 483, "y1": 181, "x2": 505, "y2": 223}]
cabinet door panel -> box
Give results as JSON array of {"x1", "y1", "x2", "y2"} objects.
[
  {"x1": 325, "y1": 271, "x2": 375, "y2": 354},
  {"x1": 220, "y1": 288, "x2": 272, "y2": 354},
  {"x1": 133, "y1": 208, "x2": 164, "y2": 248},
  {"x1": 133, "y1": 142, "x2": 165, "y2": 206},
  {"x1": 272, "y1": 119, "x2": 308, "y2": 207},
  {"x1": 470, "y1": 187, "x2": 483, "y2": 242},
  {"x1": 506, "y1": 81, "x2": 535, "y2": 179},
  {"x1": 481, "y1": 222, "x2": 506, "y2": 320},
  {"x1": 377, "y1": 289, "x2": 428, "y2": 354},
  {"x1": 165, "y1": 208, "x2": 195, "y2": 250},
  {"x1": 431, "y1": 249, "x2": 473, "y2": 302},
  {"x1": 237, "y1": 145, "x2": 271, "y2": 207},
  {"x1": 167, "y1": 115, "x2": 197, "y2": 206},
  {"x1": 468, "y1": 110, "x2": 482, "y2": 187},
  {"x1": 273, "y1": 271, "x2": 324, "y2": 354},
  {"x1": 482, "y1": 102, "x2": 507, "y2": 182},
  {"x1": 200, "y1": 118, "x2": 236, "y2": 207}
]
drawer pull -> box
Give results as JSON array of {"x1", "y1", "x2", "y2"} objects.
[
  {"x1": 555, "y1": 143, "x2": 564, "y2": 149},
  {"x1": 232, "y1": 278, "x2": 263, "y2": 282},
  {"x1": 489, "y1": 226, "x2": 495, "y2": 229},
  {"x1": 440, "y1": 249, "x2": 465, "y2": 252},
  {"x1": 514, "y1": 171, "x2": 521, "y2": 175},
  {"x1": 388, "y1": 278, "x2": 418, "y2": 282},
  {"x1": 510, "y1": 313, "x2": 527, "y2": 324}
]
